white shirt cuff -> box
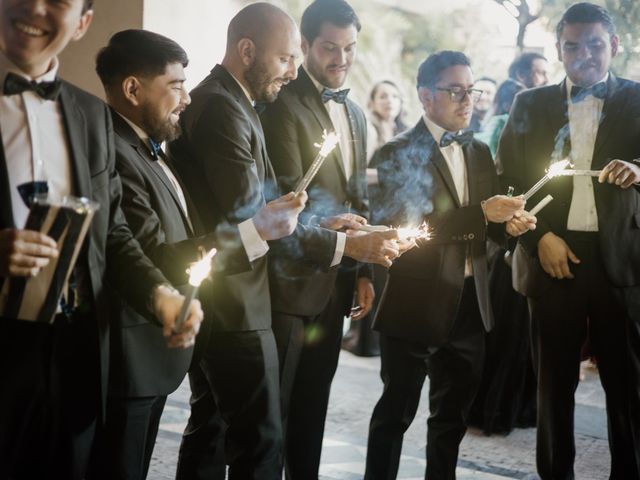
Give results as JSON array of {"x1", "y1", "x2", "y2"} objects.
[
  {"x1": 330, "y1": 232, "x2": 346, "y2": 267},
  {"x1": 238, "y1": 218, "x2": 269, "y2": 262}
]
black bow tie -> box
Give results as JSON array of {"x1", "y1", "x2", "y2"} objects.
[
  {"x1": 254, "y1": 102, "x2": 266, "y2": 114},
  {"x1": 439, "y1": 130, "x2": 474, "y2": 147},
  {"x1": 3, "y1": 72, "x2": 62, "y2": 100},
  {"x1": 570, "y1": 82, "x2": 607, "y2": 103},
  {"x1": 321, "y1": 87, "x2": 350, "y2": 104}
]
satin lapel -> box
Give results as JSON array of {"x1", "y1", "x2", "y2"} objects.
[
  {"x1": 0, "y1": 125, "x2": 14, "y2": 229},
  {"x1": 345, "y1": 99, "x2": 363, "y2": 175},
  {"x1": 158, "y1": 154, "x2": 195, "y2": 236},
  {"x1": 546, "y1": 82, "x2": 569, "y2": 152},
  {"x1": 423, "y1": 127, "x2": 461, "y2": 208},
  {"x1": 297, "y1": 70, "x2": 348, "y2": 182},
  {"x1": 464, "y1": 144, "x2": 479, "y2": 204},
  {"x1": 59, "y1": 85, "x2": 91, "y2": 198},
  {"x1": 593, "y1": 74, "x2": 625, "y2": 166}
]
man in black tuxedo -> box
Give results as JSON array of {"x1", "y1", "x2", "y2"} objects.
[
  {"x1": 364, "y1": 51, "x2": 535, "y2": 480},
  {"x1": 261, "y1": 1, "x2": 381, "y2": 477},
  {"x1": 0, "y1": 2, "x2": 202, "y2": 479},
  {"x1": 92, "y1": 30, "x2": 307, "y2": 480},
  {"x1": 498, "y1": 3, "x2": 640, "y2": 478}
]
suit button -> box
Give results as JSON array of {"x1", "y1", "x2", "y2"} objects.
[
  {"x1": 469, "y1": 233, "x2": 475, "y2": 240},
  {"x1": 463, "y1": 234, "x2": 468, "y2": 240}
]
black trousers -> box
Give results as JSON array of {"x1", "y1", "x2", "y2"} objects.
[
  {"x1": 90, "y1": 395, "x2": 166, "y2": 480},
  {"x1": 529, "y1": 232, "x2": 640, "y2": 480},
  {"x1": 175, "y1": 329, "x2": 282, "y2": 480},
  {"x1": 271, "y1": 273, "x2": 352, "y2": 479},
  {"x1": 0, "y1": 316, "x2": 99, "y2": 480},
  {"x1": 365, "y1": 279, "x2": 485, "y2": 480}
]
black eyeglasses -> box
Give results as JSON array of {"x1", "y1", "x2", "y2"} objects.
[{"x1": 435, "y1": 87, "x2": 484, "y2": 103}]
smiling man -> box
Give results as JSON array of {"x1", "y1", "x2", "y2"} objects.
[
  {"x1": 0, "y1": 2, "x2": 203, "y2": 479},
  {"x1": 498, "y1": 3, "x2": 640, "y2": 479},
  {"x1": 364, "y1": 51, "x2": 534, "y2": 480}
]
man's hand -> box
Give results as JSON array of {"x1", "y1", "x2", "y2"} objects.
[
  {"x1": 344, "y1": 229, "x2": 400, "y2": 268},
  {"x1": 598, "y1": 159, "x2": 640, "y2": 189},
  {"x1": 0, "y1": 228, "x2": 59, "y2": 277},
  {"x1": 152, "y1": 285, "x2": 203, "y2": 349},
  {"x1": 537, "y1": 232, "x2": 580, "y2": 279},
  {"x1": 482, "y1": 195, "x2": 526, "y2": 223},
  {"x1": 351, "y1": 277, "x2": 375, "y2": 320},
  {"x1": 320, "y1": 213, "x2": 367, "y2": 231},
  {"x1": 253, "y1": 191, "x2": 307, "y2": 241},
  {"x1": 506, "y1": 212, "x2": 537, "y2": 237}
]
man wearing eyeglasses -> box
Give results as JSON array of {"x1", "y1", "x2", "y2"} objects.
[{"x1": 364, "y1": 50, "x2": 536, "y2": 480}]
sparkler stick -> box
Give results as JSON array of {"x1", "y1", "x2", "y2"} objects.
[
  {"x1": 356, "y1": 222, "x2": 431, "y2": 241},
  {"x1": 528, "y1": 194, "x2": 553, "y2": 216},
  {"x1": 175, "y1": 247, "x2": 217, "y2": 331},
  {"x1": 294, "y1": 130, "x2": 340, "y2": 194},
  {"x1": 523, "y1": 159, "x2": 571, "y2": 200},
  {"x1": 556, "y1": 169, "x2": 602, "y2": 177}
]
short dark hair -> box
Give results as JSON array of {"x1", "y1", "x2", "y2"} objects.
[
  {"x1": 508, "y1": 52, "x2": 546, "y2": 82},
  {"x1": 300, "y1": 0, "x2": 361, "y2": 45},
  {"x1": 96, "y1": 29, "x2": 188, "y2": 88},
  {"x1": 416, "y1": 51, "x2": 471, "y2": 89},
  {"x1": 83, "y1": 0, "x2": 93, "y2": 13},
  {"x1": 476, "y1": 76, "x2": 496, "y2": 86},
  {"x1": 556, "y1": 2, "x2": 616, "y2": 41},
  {"x1": 494, "y1": 78, "x2": 525, "y2": 116}
]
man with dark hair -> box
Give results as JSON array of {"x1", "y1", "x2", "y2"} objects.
[
  {"x1": 508, "y1": 52, "x2": 549, "y2": 89},
  {"x1": 170, "y1": 3, "x2": 399, "y2": 478},
  {"x1": 469, "y1": 76, "x2": 496, "y2": 132},
  {"x1": 499, "y1": 2, "x2": 640, "y2": 478},
  {"x1": 92, "y1": 29, "x2": 306, "y2": 480},
  {"x1": 364, "y1": 50, "x2": 535, "y2": 480},
  {"x1": 0, "y1": 3, "x2": 202, "y2": 480},
  {"x1": 261, "y1": 0, "x2": 388, "y2": 477}
]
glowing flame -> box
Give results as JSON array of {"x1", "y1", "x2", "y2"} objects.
[
  {"x1": 546, "y1": 159, "x2": 572, "y2": 178},
  {"x1": 314, "y1": 130, "x2": 340, "y2": 157},
  {"x1": 397, "y1": 222, "x2": 430, "y2": 242},
  {"x1": 186, "y1": 248, "x2": 217, "y2": 287}
]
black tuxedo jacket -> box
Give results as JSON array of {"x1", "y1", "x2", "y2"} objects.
[
  {"x1": 261, "y1": 67, "x2": 370, "y2": 316},
  {"x1": 498, "y1": 74, "x2": 640, "y2": 295},
  {"x1": 0, "y1": 81, "x2": 167, "y2": 407},
  {"x1": 170, "y1": 64, "x2": 335, "y2": 331},
  {"x1": 372, "y1": 119, "x2": 502, "y2": 345}
]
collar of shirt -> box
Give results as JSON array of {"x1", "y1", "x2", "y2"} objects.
[
  {"x1": 422, "y1": 114, "x2": 455, "y2": 146},
  {"x1": 0, "y1": 49, "x2": 59, "y2": 87},
  {"x1": 564, "y1": 72, "x2": 609, "y2": 101},
  {"x1": 227, "y1": 70, "x2": 256, "y2": 106},
  {"x1": 302, "y1": 63, "x2": 350, "y2": 97}
]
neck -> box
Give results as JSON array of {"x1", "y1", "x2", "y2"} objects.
[{"x1": 221, "y1": 57, "x2": 254, "y2": 101}]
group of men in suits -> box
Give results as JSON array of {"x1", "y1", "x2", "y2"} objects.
[{"x1": 1, "y1": 1, "x2": 639, "y2": 480}]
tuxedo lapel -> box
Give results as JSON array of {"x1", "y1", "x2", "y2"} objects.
[
  {"x1": 0, "y1": 126, "x2": 15, "y2": 229},
  {"x1": 417, "y1": 122, "x2": 461, "y2": 208},
  {"x1": 345, "y1": 99, "x2": 363, "y2": 173},
  {"x1": 546, "y1": 82, "x2": 570, "y2": 157},
  {"x1": 593, "y1": 74, "x2": 626, "y2": 166},
  {"x1": 296, "y1": 69, "x2": 348, "y2": 182},
  {"x1": 59, "y1": 85, "x2": 91, "y2": 198},
  {"x1": 464, "y1": 144, "x2": 479, "y2": 204}
]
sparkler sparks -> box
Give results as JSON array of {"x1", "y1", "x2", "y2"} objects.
[
  {"x1": 294, "y1": 130, "x2": 340, "y2": 194},
  {"x1": 523, "y1": 159, "x2": 572, "y2": 200},
  {"x1": 175, "y1": 248, "x2": 217, "y2": 331}
]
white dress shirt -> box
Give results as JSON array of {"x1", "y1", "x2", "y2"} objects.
[
  {"x1": 565, "y1": 74, "x2": 608, "y2": 232},
  {"x1": 423, "y1": 114, "x2": 473, "y2": 277}
]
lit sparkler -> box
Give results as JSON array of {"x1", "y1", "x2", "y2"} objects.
[
  {"x1": 358, "y1": 222, "x2": 431, "y2": 242},
  {"x1": 175, "y1": 247, "x2": 217, "y2": 331},
  {"x1": 294, "y1": 130, "x2": 340, "y2": 194},
  {"x1": 556, "y1": 169, "x2": 601, "y2": 177},
  {"x1": 523, "y1": 159, "x2": 572, "y2": 200}
]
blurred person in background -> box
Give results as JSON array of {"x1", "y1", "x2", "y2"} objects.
[{"x1": 469, "y1": 76, "x2": 496, "y2": 132}]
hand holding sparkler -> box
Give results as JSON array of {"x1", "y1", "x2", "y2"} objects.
[
  {"x1": 481, "y1": 195, "x2": 526, "y2": 223},
  {"x1": 343, "y1": 229, "x2": 401, "y2": 268},
  {"x1": 152, "y1": 284, "x2": 203, "y2": 349},
  {"x1": 294, "y1": 130, "x2": 340, "y2": 195},
  {"x1": 253, "y1": 191, "x2": 307, "y2": 241},
  {"x1": 598, "y1": 159, "x2": 640, "y2": 189}
]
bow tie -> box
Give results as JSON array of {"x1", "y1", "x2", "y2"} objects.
[
  {"x1": 439, "y1": 130, "x2": 474, "y2": 148},
  {"x1": 321, "y1": 87, "x2": 350, "y2": 104},
  {"x1": 3, "y1": 72, "x2": 62, "y2": 100},
  {"x1": 570, "y1": 82, "x2": 607, "y2": 103},
  {"x1": 148, "y1": 138, "x2": 164, "y2": 160},
  {"x1": 254, "y1": 102, "x2": 266, "y2": 114}
]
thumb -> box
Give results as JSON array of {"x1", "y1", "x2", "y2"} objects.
[{"x1": 567, "y1": 248, "x2": 581, "y2": 264}]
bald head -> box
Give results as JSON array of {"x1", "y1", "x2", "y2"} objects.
[
  {"x1": 227, "y1": 2, "x2": 296, "y2": 55},
  {"x1": 223, "y1": 2, "x2": 300, "y2": 103}
]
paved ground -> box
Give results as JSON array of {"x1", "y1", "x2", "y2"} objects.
[{"x1": 149, "y1": 354, "x2": 608, "y2": 479}]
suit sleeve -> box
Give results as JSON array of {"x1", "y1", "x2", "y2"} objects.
[{"x1": 497, "y1": 94, "x2": 550, "y2": 255}]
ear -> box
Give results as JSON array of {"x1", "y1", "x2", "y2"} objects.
[
  {"x1": 610, "y1": 34, "x2": 620, "y2": 58},
  {"x1": 417, "y1": 86, "x2": 432, "y2": 109},
  {"x1": 122, "y1": 76, "x2": 142, "y2": 107},
  {"x1": 301, "y1": 36, "x2": 310, "y2": 55},
  {"x1": 71, "y1": 9, "x2": 94, "y2": 42},
  {"x1": 237, "y1": 38, "x2": 256, "y2": 67}
]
